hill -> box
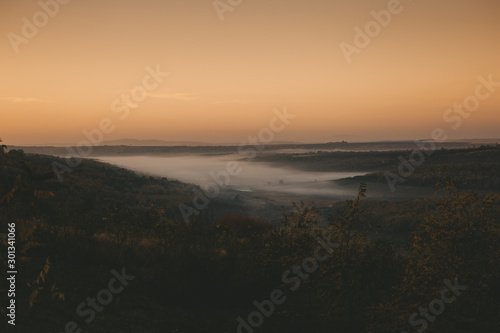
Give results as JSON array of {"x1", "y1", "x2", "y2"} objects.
[{"x1": 0, "y1": 149, "x2": 499, "y2": 333}]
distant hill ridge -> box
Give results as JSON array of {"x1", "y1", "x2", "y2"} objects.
[{"x1": 101, "y1": 139, "x2": 212, "y2": 146}]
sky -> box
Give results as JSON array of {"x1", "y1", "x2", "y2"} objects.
[{"x1": 1, "y1": 0, "x2": 499, "y2": 145}]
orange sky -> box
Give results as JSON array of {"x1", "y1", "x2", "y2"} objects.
[{"x1": 1, "y1": 0, "x2": 499, "y2": 145}]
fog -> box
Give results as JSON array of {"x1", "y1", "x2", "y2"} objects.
[{"x1": 96, "y1": 155, "x2": 364, "y2": 198}]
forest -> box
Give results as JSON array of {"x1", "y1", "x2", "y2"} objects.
[{"x1": 0, "y1": 146, "x2": 499, "y2": 333}]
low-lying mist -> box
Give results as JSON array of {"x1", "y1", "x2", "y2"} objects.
[{"x1": 96, "y1": 155, "x2": 364, "y2": 198}]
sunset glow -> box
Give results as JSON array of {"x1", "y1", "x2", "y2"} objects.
[{"x1": 2, "y1": 0, "x2": 499, "y2": 145}]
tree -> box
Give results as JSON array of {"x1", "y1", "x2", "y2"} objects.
[
  {"x1": 0, "y1": 138, "x2": 7, "y2": 156},
  {"x1": 280, "y1": 201, "x2": 320, "y2": 231},
  {"x1": 369, "y1": 182, "x2": 500, "y2": 333},
  {"x1": 322, "y1": 183, "x2": 373, "y2": 323}
]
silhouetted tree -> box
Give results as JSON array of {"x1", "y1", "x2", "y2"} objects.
[{"x1": 0, "y1": 138, "x2": 7, "y2": 156}]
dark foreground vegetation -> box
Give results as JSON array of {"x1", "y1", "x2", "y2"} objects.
[{"x1": 0, "y1": 149, "x2": 499, "y2": 332}]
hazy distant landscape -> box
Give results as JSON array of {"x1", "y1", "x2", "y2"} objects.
[{"x1": 2, "y1": 0, "x2": 500, "y2": 332}]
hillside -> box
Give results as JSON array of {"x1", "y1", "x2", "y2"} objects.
[{"x1": 0, "y1": 150, "x2": 499, "y2": 333}]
